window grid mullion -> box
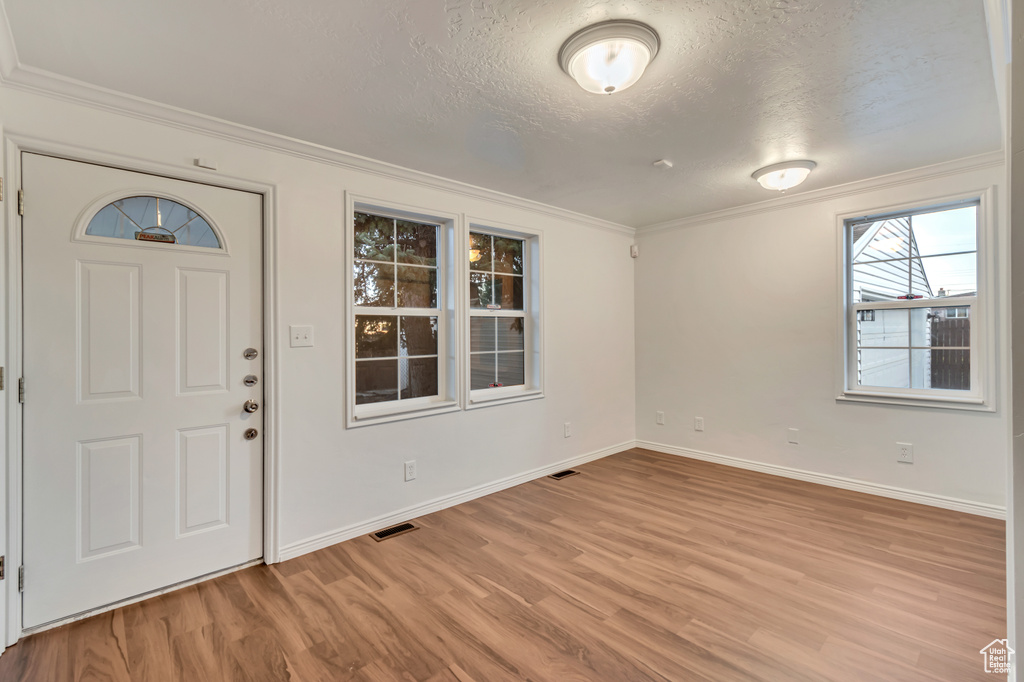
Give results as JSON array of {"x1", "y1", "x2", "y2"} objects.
[
  {"x1": 356, "y1": 307, "x2": 442, "y2": 315},
  {"x1": 492, "y1": 314, "x2": 499, "y2": 385},
  {"x1": 854, "y1": 248, "x2": 977, "y2": 266},
  {"x1": 858, "y1": 346, "x2": 970, "y2": 350},
  {"x1": 392, "y1": 218, "x2": 399, "y2": 308},
  {"x1": 907, "y1": 214, "x2": 914, "y2": 297},
  {"x1": 356, "y1": 258, "x2": 438, "y2": 271},
  {"x1": 906, "y1": 308, "x2": 912, "y2": 389},
  {"x1": 395, "y1": 313, "x2": 402, "y2": 398}
]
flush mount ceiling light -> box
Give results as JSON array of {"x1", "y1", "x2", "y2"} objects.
[
  {"x1": 752, "y1": 160, "x2": 817, "y2": 191},
  {"x1": 558, "y1": 20, "x2": 660, "y2": 95}
]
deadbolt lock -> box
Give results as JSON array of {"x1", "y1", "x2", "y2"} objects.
[
  {"x1": 244, "y1": 428, "x2": 259, "y2": 440},
  {"x1": 243, "y1": 348, "x2": 258, "y2": 360},
  {"x1": 243, "y1": 399, "x2": 259, "y2": 413},
  {"x1": 243, "y1": 374, "x2": 259, "y2": 387}
]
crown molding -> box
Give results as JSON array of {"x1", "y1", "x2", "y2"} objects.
[
  {"x1": 636, "y1": 150, "x2": 1005, "y2": 235},
  {"x1": 0, "y1": 26, "x2": 633, "y2": 238}
]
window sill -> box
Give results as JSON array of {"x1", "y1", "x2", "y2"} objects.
[
  {"x1": 836, "y1": 391, "x2": 994, "y2": 412},
  {"x1": 467, "y1": 388, "x2": 544, "y2": 410},
  {"x1": 348, "y1": 399, "x2": 460, "y2": 428}
]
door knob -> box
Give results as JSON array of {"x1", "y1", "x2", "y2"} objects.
[{"x1": 243, "y1": 399, "x2": 259, "y2": 413}]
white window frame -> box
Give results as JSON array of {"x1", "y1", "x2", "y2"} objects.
[
  {"x1": 464, "y1": 218, "x2": 544, "y2": 409},
  {"x1": 345, "y1": 193, "x2": 461, "y2": 427},
  {"x1": 835, "y1": 188, "x2": 996, "y2": 411}
]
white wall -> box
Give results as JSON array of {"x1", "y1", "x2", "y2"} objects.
[
  {"x1": 635, "y1": 160, "x2": 1008, "y2": 509},
  {"x1": 0, "y1": 85, "x2": 637, "y2": 557}
]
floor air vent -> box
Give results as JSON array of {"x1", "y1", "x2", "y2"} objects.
[
  {"x1": 370, "y1": 522, "x2": 419, "y2": 542},
  {"x1": 548, "y1": 469, "x2": 580, "y2": 480}
]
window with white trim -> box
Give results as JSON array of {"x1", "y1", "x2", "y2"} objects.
[
  {"x1": 348, "y1": 204, "x2": 457, "y2": 426},
  {"x1": 843, "y1": 199, "x2": 983, "y2": 403},
  {"x1": 467, "y1": 225, "x2": 542, "y2": 407}
]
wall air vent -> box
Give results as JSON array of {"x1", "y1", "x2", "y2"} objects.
[
  {"x1": 548, "y1": 469, "x2": 580, "y2": 480},
  {"x1": 370, "y1": 522, "x2": 419, "y2": 542}
]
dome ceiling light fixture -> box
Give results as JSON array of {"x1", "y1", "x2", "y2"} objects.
[
  {"x1": 558, "y1": 20, "x2": 660, "y2": 95},
  {"x1": 751, "y1": 160, "x2": 817, "y2": 192}
]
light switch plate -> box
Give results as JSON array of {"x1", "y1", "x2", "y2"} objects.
[{"x1": 290, "y1": 325, "x2": 314, "y2": 348}]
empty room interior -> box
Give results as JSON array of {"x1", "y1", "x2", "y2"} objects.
[{"x1": 0, "y1": 0, "x2": 1020, "y2": 680}]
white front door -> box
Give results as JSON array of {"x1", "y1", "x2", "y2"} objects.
[{"x1": 21, "y1": 153, "x2": 264, "y2": 629}]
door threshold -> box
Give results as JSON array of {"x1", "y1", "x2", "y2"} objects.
[{"x1": 21, "y1": 558, "x2": 264, "y2": 637}]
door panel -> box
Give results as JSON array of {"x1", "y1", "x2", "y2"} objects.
[
  {"x1": 177, "y1": 425, "x2": 229, "y2": 535},
  {"x1": 21, "y1": 153, "x2": 263, "y2": 628},
  {"x1": 177, "y1": 268, "x2": 229, "y2": 394},
  {"x1": 78, "y1": 261, "x2": 141, "y2": 401},
  {"x1": 78, "y1": 435, "x2": 141, "y2": 559}
]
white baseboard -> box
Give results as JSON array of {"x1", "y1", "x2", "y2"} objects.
[
  {"x1": 635, "y1": 440, "x2": 1006, "y2": 520},
  {"x1": 279, "y1": 437, "x2": 1004, "y2": 562},
  {"x1": 277, "y1": 441, "x2": 635, "y2": 561}
]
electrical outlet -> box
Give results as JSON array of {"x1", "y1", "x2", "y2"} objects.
[
  {"x1": 564, "y1": 422, "x2": 572, "y2": 438},
  {"x1": 897, "y1": 442, "x2": 914, "y2": 464},
  {"x1": 289, "y1": 325, "x2": 314, "y2": 348},
  {"x1": 694, "y1": 416, "x2": 705, "y2": 432},
  {"x1": 787, "y1": 428, "x2": 800, "y2": 445},
  {"x1": 656, "y1": 411, "x2": 665, "y2": 425},
  {"x1": 404, "y1": 460, "x2": 417, "y2": 481}
]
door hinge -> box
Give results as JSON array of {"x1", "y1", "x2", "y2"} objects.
[
  {"x1": 0, "y1": 177, "x2": 4, "y2": 202},
  {"x1": 0, "y1": 367, "x2": 5, "y2": 391},
  {"x1": 18, "y1": 377, "x2": 24, "y2": 403},
  {"x1": 0, "y1": 556, "x2": 5, "y2": 580},
  {"x1": 18, "y1": 189, "x2": 24, "y2": 216},
  {"x1": 18, "y1": 565, "x2": 24, "y2": 592}
]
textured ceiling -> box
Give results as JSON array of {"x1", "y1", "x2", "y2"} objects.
[{"x1": 3, "y1": 0, "x2": 1001, "y2": 227}]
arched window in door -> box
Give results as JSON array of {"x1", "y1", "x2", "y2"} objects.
[{"x1": 86, "y1": 196, "x2": 221, "y2": 248}]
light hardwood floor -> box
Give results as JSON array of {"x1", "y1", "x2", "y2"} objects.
[{"x1": 0, "y1": 448, "x2": 1006, "y2": 681}]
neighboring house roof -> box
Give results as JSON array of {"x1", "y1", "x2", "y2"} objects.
[{"x1": 851, "y1": 217, "x2": 932, "y2": 301}]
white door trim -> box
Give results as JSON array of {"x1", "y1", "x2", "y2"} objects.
[{"x1": 1, "y1": 133, "x2": 282, "y2": 648}]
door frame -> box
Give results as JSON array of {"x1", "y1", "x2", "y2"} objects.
[{"x1": 1, "y1": 133, "x2": 282, "y2": 648}]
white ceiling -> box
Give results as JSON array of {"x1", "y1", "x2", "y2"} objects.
[{"x1": 2, "y1": 0, "x2": 1001, "y2": 227}]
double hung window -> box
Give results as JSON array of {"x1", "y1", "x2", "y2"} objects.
[
  {"x1": 347, "y1": 201, "x2": 542, "y2": 425},
  {"x1": 842, "y1": 197, "x2": 987, "y2": 406},
  {"x1": 349, "y1": 204, "x2": 458, "y2": 426},
  {"x1": 469, "y1": 231, "x2": 526, "y2": 390},
  {"x1": 466, "y1": 224, "x2": 542, "y2": 407}
]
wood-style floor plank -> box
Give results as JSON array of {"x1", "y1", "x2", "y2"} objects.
[{"x1": 0, "y1": 448, "x2": 1005, "y2": 681}]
